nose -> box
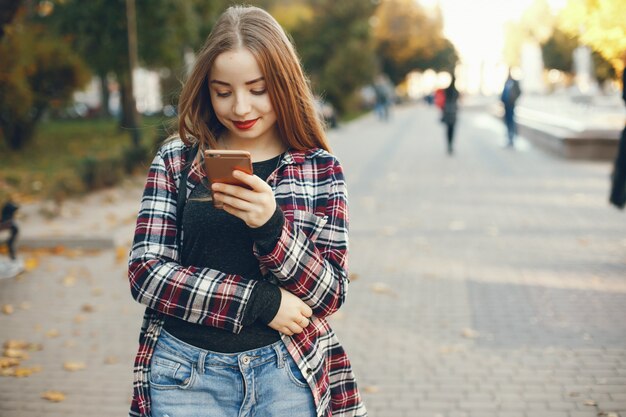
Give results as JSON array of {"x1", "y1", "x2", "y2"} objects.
[{"x1": 233, "y1": 93, "x2": 251, "y2": 116}]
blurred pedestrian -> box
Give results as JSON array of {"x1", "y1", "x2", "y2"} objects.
[
  {"x1": 374, "y1": 74, "x2": 391, "y2": 121},
  {"x1": 434, "y1": 88, "x2": 446, "y2": 111},
  {"x1": 127, "y1": 5, "x2": 365, "y2": 417},
  {"x1": 609, "y1": 55, "x2": 626, "y2": 209},
  {"x1": 501, "y1": 70, "x2": 522, "y2": 147},
  {"x1": 440, "y1": 76, "x2": 460, "y2": 155},
  {"x1": 0, "y1": 201, "x2": 19, "y2": 260}
]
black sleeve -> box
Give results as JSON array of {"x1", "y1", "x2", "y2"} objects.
[
  {"x1": 249, "y1": 205, "x2": 285, "y2": 255},
  {"x1": 242, "y1": 280, "x2": 281, "y2": 325}
]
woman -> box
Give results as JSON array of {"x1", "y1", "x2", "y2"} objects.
[
  {"x1": 127, "y1": 5, "x2": 366, "y2": 417},
  {"x1": 441, "y1": 75, "x2": 460, "y2": 155}
]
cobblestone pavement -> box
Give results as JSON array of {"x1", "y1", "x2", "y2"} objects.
[{"x1": 1, "y1": 102, "x2": 625, "y2": 417}]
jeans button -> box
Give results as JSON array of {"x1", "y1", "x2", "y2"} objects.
[{"x1": 242, "y1": 356, "x2": 251, "y2": 365}]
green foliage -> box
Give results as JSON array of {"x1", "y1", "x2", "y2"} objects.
[
  {"x1": 541, "y1": 29, "x2": 617, "y2": 84},
  {"x1": 373, "y1": 0, "x2": 458, "y2": 83},
  {"x1": 291, "y1": 0, "x2": 377, "y2": 114},
  {"x1": 592, "y1": 50, "x2": 617, "y2": 85},
  {"x1": 0, "y1": 117, "x2": 160, "y2": 203},
  {"x1": 541, "y1": 28, "x2": 577, "y2": 72},
  {"x1": 0, "y1": 21, "x2": 90, "y2": 150}
]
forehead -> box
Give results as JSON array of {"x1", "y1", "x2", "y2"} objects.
[{"x1": 211, "y1": 48, "x2": 263, "y2": 82}]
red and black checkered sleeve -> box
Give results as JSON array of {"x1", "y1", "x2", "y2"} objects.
[
  {"x1": 127, "y1": 145, "x2": 257, "y2": 334},
  {"x1": 255, "y1": 158, "x2": 350, "y2": 319}
]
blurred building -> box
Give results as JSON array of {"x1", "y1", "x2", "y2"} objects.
[{"x1": 73, "y1": 68, "x2": 162, "y2": 117}]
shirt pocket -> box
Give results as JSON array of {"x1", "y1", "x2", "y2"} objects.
[{"x1": 291, "y1": 210, "x2": 328, "y2": 243}]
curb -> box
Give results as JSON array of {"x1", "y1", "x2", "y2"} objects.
[{"x1": 17, "y1": 235, "x2": 115, "y2": 250}]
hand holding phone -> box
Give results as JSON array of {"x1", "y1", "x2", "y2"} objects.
[{"x1": 204, "y1": 150, "x2": 253, "y2": 209}]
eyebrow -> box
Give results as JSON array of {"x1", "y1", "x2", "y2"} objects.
[{"x1": 209, "y1": 77, "x2": 265, "y2": 86}]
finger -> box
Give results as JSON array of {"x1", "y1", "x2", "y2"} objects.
[
  {"x1": 232, "y1": 170, "x2": 268, "y2": 192},
  {"x1": 287, "y1": 323, "x2": 304, "y2": 334},
  {"x1": 281, "y1": 327, "x2": 294, "y2": 336},
  {"x1": 212, "y1": 183, "x2": 256, "y2": 202},
  {"x1": 298, "y1": 317, "x2": 310, "y2": 327},
  {"x1": 301, "y1": 305, "x2": 313, "y2": 318},
  {"x1": 221, "y1": 203, "x2": 247, "y2": 220},
  {"x1": 214, "y1": 192, "x2": 254, "y2": 211}
]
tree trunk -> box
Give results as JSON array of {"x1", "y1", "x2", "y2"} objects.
[
  {"x1": 0, "y1": 105, "x2": 44, "y2": 150},
  {"x1": 117, "y1": 72, "x2": 141, "y2": 147},
  {"x1": 97, "y1": 73, "x2": 111, "y2": 118}
]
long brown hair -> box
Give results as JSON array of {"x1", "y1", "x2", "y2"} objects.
[{"x1": 178, "y1": 5, "x2": 330, "y2": 152}]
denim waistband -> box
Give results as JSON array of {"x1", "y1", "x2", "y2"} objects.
[{"x1": 157, "y1": 329, "x2": 286, "y2": 370}]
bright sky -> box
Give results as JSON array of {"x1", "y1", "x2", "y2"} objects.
[{"x1": 420, "y1": 0, "x2": 568, "y2": 63}]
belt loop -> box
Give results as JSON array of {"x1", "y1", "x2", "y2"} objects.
[
  {"x1": 273, "y1": 342, "x2": 285, "y2": 369},
  {"x1": 196, "y1": 350, "x2": 206, "y2": 375}
]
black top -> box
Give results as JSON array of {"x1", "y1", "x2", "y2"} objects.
[{"x1": 162, "y1": 154, "x2": 284, "y2": 352}]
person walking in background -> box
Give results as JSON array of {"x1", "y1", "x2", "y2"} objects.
[
  {"x1": 609, "y1": 55, "x2": 626, "y2": 209},
  {"x1": 127, "y1": 5, "x2": 366, "y2": 417},
  {"x1": 440, "y1": 75, "x2": 460, "y2": 155},
  {"x1": 373, "y1": 74, "x2": 391, "y2": 121},
  {"x1": 0, "y1": 201, "x2": 19, "y2": 260},
  {"x1": 501, "y1": 70, "x2": 522, "y2": 147}
]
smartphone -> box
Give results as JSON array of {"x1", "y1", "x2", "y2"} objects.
[{"x1": 204, "y1": 150, "x2": 253, "y2": 208}]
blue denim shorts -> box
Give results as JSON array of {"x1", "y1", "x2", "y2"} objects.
[{"x1": 149, "y1": 329, "x2": 316, "y2": 417}]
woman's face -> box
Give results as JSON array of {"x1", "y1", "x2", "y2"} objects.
[{"x1": 209, "y1": 48, "x2": 278, "y2": 145}]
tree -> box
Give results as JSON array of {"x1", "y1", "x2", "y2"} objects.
[
  {"x1": 290, "y1": 0, "x2": 378, "y2": 114},
  {"x1": 558, "y1": 0, "x2": 626, "y2": 75},
  {"x1": 0, "y1": 0, "x2": 20, "y2": 39},
  {"x1": 504, "y1": 0, "x2": 555, "y2": 68},
  {"x1": 373, "y1": 0, "x2": 457, "y2": 84},
  {"x1": 541, "y1": 28, "x2": 577, "y2": 73},
  {"x1": 42, "y1": 0, "x2": 228, "y2": 127},
  {"x1": 0, "y1": 10, "x2": 89, "y2": 150},
  {"x1": 541, "y1": 28, "x2": 616, "y2": 84}
]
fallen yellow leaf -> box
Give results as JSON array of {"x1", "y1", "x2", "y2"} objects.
[
  {"x1": 4, "y1": 340, "x2": 28, "y2": 350},
  {"x1": 45, "y1": 329, "x2": 60, "y2": 338},
  {"x1": 2, "y1": 305, "x2": 14, "y2": 315},
  {"x1": 115, "y1": 246, "x2": 128, "y2": 264},
  {"x1": 104, "y1": 356, "x2": 119, "y2": 365},
  {"x1": 63, "y1": 340, "x2": 77, "y2": 348},
  {"x1": 24, "y1": 257, "x2": 39, "y2": 271},
  {"x1": 73, "y1": 315, "x2": 87, "y2": 324},
  {"x1": 63, "y1": 361, "x2": 86, "y2": 372},
  {"x1": 3, "y1": 349, "x2": 28, "y2": 360},
  {"x1": 52, "y1": 245, "x2": 67, "y2": 255},
  {"x1": 62, "y1": 275, "x2": 77, "y2": 287},
  {"x1": 14, "y1": 366, "x2": 42, "y2": 377},
  {"x1": 461, "y1": 328, "x2": 479, "y2": 339},
  {"x1": 81, "y1": 304, "x2": 95, "y2": 313},
  {"x1": 41, "y1": 391, "x2": 66, "y2": 402},
  {"x1": 0, "y1": 357, "x2": 20, "y2": 368},
  {"x1": 363, "y1": 386, "x2": 380, "y2": 394}
]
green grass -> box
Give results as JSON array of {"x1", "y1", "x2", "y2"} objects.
[{"x1": 0, "y1": 116, "x2": 172, "y2": 203}]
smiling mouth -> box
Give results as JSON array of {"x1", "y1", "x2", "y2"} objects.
[{"x1": 232, "y1": 119, "x2": 259, "y2": 130}]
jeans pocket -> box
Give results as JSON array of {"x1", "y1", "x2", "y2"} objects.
[
  {"x1": 149, "y1": 347, "x2": 195, "y2": 390},
  {"x1": 283, "y1": 354, "x2": 309, "y2": 389}
]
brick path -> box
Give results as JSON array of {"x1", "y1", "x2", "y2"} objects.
[{"x1": 1, "y1": 102, "x2": 625, "y2": 417}]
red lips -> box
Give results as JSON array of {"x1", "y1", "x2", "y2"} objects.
[{"x1": 232, "y1": 118, "x2": 259, "y2": 130}]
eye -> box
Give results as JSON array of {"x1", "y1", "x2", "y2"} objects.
[
  {"x1": 215, "y1": 91, "x2": 231, "y2": 98},
  {"x1": 251, "y1": 89, "x2": 267, "y2": 96}
]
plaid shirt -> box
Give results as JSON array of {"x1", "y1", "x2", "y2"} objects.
[{"x1": 128, "y1": 139, "x2": 366, "y2": 417}]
